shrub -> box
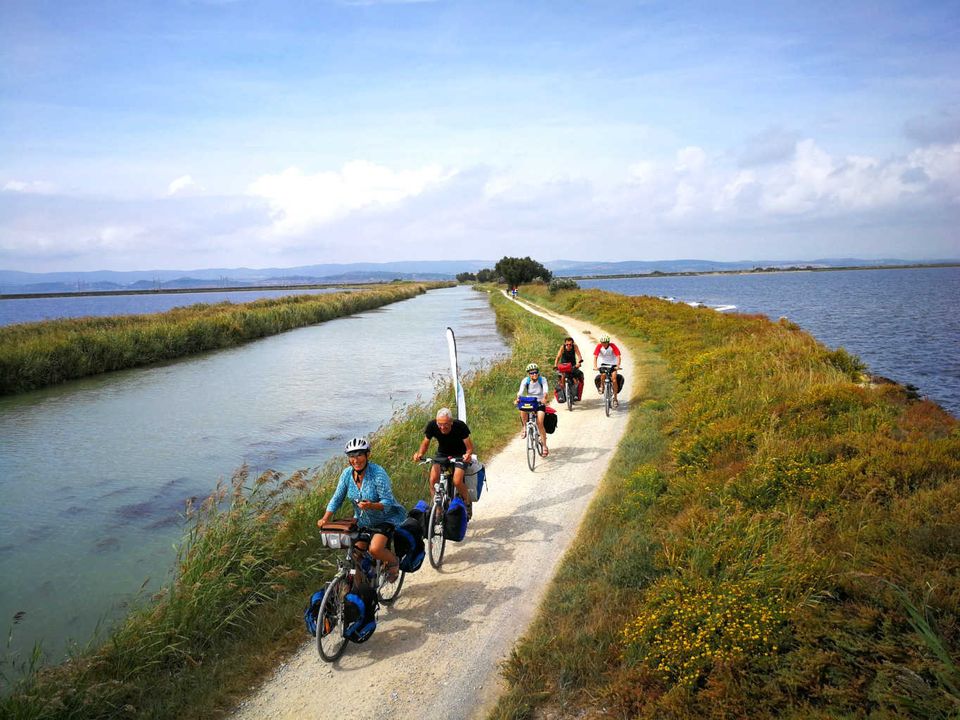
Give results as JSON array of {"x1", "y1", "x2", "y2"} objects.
[{"x1": 549, "y1": 278, "x2": 580, "y2": 293}]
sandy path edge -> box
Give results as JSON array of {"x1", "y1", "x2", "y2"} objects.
[{"x1": 230, "y1": 293, "x2": 637, "y2": 720}]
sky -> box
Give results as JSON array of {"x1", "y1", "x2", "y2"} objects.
[{"x1": 1, "y1": 0, "x2": 958, "y2": 273}]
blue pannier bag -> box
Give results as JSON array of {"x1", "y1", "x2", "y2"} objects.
[
  {"x1": 394, "y1": 516, "x2": 425, "y2": 572},
  {"x1": 443, "y1": 496, "x2": 469, "y2": 542},
  {"x1": 304, "y1": 585, "x2": 327, "y2": 636},
  {"x1": 343, "y1": 584, "x2": 378, "y2": 643},
  {"x1": 407, "y1": 499, "x2": 430, "y2": 538}
]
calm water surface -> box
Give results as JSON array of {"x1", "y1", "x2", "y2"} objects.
[
  {"x1": 0, "y1": 286, "x2": 507, "y2": 661},
  {"x1": 582, "y1": 267, "x2": 959, "y2": 417},
  {"x1": 0, "y1": 287, "x2": 348, "y2": 326}
]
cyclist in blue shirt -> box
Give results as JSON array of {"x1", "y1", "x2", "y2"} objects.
[
  {"x1": 516, "y1": 362, "x2": 550, "y2": 456},
  {"x1": 320, "y1": 437, "x2": 407, "y2": 581}
]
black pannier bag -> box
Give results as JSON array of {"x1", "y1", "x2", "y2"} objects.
[
  {"x1": 343, "y1": 584, "x2": 378, "y2": 643},
  {"x1": 394, "y1": 516, "x2": 425, "y2": 572},
  {"x1": 543, "y1": 407, "x2": 558, "y2": 434},
  {"x1": 594, "y1": 373, "x2": 625, "y2": 392},
  {"x1": 443, "y1": 497, "x2": 469, "y2": 541}
]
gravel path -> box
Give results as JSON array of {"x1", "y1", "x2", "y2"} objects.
[{"x1": 231, "y1": 295, "x2": 636, "y2": 720}]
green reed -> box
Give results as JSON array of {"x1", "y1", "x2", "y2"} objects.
[
  {"x1": 495, "y1": 286, "x2": 960, "y2": 720},
  {"x1": 0, "y1": 286, "x2": 563, "y2": 719},
  {"x1": 0, "y1": 284, "x2": 450, "y2": 395}
]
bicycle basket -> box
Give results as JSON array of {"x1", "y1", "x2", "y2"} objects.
[
  {"x1": 319, "y1": 519, "x2": 358, "y2": 549},
  {"x1": 517, "y1": 395, "x2": 539, "y2": 411}
]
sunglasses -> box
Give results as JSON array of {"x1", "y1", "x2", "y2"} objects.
[
  {"x1": 346, "y1": 450, "x2": 366, "y2": 458},
  {"x1": 528, "y1": 370, "x2": 539, "y2": 375}
]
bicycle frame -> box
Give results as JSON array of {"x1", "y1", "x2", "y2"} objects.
[
  {"x1": 315, "y1": 525, "x2": 404, "y2": 662},
  {"x1": 525, "y1": 412, "x2": 544, "y2": 471},
  {"x1": 557, "y1": 369, "x2": 578, "y2": 411},
  {"x1": 599, "y1": 367, "x2": 615, "y2": 417},
  {"x1": 421, "y1": 457, "x2": 458, "y2": 569}
]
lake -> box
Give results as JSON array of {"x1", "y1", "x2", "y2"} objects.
[
  {"x1": 0, "y1": 286, "x2": 507, "y2": 662},
  {"x1": 580, "y1": 267, "x2": 960, "y2": 417}
]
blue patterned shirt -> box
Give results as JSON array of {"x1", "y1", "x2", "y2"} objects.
[{"x1": 326, "y1": 461, "x2": 407, "y2": 528}]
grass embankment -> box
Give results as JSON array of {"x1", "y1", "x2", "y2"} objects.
[
  {"x1": 0, "y1": 289, "x2": 566, "y2": 720},
  {"x1": 493, "y1": 286, "x2": 960, "y2": 719},
  {"x1": 0, "y1": 283, "x2": 451, "y2": 396}
]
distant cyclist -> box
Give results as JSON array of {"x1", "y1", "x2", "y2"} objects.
[
  {"x1": 413, "y1": 407, "x2": 476, "y2": 519},
  {"x1": 593, "y1": 335, "x2": 622, "y2": 408},
  {"x1": 516, "y1": 362, "x2": 550, "y2": 456},
  {"x1": 320, "y1": 437, "x2": 407, "y2": 581},
  {"x1": 553, "y1": 336, "x2": 584, "y2": 401}
]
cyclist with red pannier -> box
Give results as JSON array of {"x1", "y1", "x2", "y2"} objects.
[{"x1": 553, "y1": 336, "x2": 584, "y2": 403}]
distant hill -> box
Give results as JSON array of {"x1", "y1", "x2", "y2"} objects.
[{"x1": 1, "y1": 258, "x2": 956, "y2": 295}]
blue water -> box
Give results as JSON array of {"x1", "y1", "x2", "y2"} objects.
[
  {"x1": 581, "y1": 267, "x2": 960, "y2": 417},
  {"x1": 0, "y1": 287, "x2": 347, "y2": 326},
  {"x1": 0, "y1": 286, "x2": 507, "y2": 662}
]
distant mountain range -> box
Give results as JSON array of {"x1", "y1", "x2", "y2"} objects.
[{"x1": 1, "y1": 258, "x2": 956, "y2": 295}]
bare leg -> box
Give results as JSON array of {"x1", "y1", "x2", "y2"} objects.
[{"x1": 537, "y1": 410, "x2": 548, "y2": 453}]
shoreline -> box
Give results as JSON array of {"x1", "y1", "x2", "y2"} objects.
[{"x1": 566, "y1": 261, "x2": 960, "y2": 281}]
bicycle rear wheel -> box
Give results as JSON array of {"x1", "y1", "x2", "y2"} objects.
[
  {"x1": 526, "y1": 427, "x2": 536, "y2": 471},
  {"x1": 427, "y1": 500, "x2": 446, "y2": 569},
  {"x1": 377, "y1": 564, "x2": 405, "y2": 604},
  {"x1": 317, "y1": 576, "x2": 349, "y2": 662}
]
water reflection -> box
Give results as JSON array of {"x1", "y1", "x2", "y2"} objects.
[{"x1": 0, "y1": 286, "x2": 507, "y2": 661}]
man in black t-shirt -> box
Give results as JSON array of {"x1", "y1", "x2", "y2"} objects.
[{"x1": 413, "y1": 407, "x2": 475, "y2": 516}]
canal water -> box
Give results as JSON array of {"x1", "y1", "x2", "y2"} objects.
[{"x1": 0, "y1": 286, "x2": 508, "y2": 662}]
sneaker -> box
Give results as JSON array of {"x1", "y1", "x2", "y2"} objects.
[
  {"x1": 466, "y1": 504, "x2": 473, "y2": 520},
  {"x1": 614, "y1": 399, "x2": 619, "y2": 408}
]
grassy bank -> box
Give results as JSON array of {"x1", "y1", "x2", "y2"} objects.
[
  {"x1": 0, "y1": 289, "x2": 566, "y2": 719},
  {"x1": 493, "y1": 286, "x2": 960, "y2": 719},
  {"x1": 0, "y1": 283, "x2": 450, "y2": 396}
]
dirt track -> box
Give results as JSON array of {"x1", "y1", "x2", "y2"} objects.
[{"x1": 231, "y1": 295, "x2": 637, "y2": 720}]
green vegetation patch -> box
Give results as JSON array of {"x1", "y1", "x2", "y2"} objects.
[{"x1": 493, "y1": 286, "x2": 960, "y2": 720}]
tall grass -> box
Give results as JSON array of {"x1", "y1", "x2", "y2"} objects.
[
  {"x1": 0, "y1": 284, "x2": 449, "y2": 395},
  {"x1": 494, "y1": 286, "x2": 960, "y2": 719},
  {"x1": 0, "y1": 288, "x2": 565, "y2": 719}
]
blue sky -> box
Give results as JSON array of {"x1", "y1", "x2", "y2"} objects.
[{"x1": 1, "y1": 0, "x2": 958, "y2": 272}]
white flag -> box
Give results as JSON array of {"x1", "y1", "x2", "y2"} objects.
[{"x1": 446, "y1": 327, "x2": 466, "y2": 423}]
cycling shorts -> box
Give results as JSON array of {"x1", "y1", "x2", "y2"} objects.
[{"x1": 356, "y1": 523, "x2": 395, "y2": 544}]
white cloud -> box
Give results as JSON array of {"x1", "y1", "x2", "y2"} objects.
[
  {"x1": 3, "y1": 180, "x2": 57, "y2": 195},
  {"x1": 621, "y1": 139, "x2": 960, "y2": 221},
  {"x1": 247, "y1": 161, "x2": 454, "y2": 236},
  {"x1": 167, "y1": 175, "x2": 201, "y2": 196}
]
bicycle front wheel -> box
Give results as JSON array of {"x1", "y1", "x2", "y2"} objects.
[
  {"x1": 605, "y1": 382, "x2": 612, "y2": 417},
  {"x1": 526, "y1": 428, "x2": 536, "y2": 471},
  {"x1": 317, "y1": 576, "x2": 349, "y2": 662},
  {"x1": 567, "y1": 379, "x2": 575, "y2": 411},
  {"x1": 377, "y1": 564, "x2": 405, "y2": 605},
  {"x1": 427, "y1": 500, "x2": 446, "y2": 569}
]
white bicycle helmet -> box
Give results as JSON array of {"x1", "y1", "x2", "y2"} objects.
[
  {"x1": 344, "y1": 437, "x2": 371, "y2": 454},
  {"x1": 526, "y1": 362, "x2": 540, "y2": 373},
  {"x1": 599, "y1": 335, "x2": 611, "y2": 343}
]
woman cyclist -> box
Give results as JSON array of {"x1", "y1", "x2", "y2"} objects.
[
  {"x1": 516, "y1": 362, "x2": 550, "y2": 456},
  {"x1": 320, "y1": 437, "x2": 407, "y2": 581}
]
